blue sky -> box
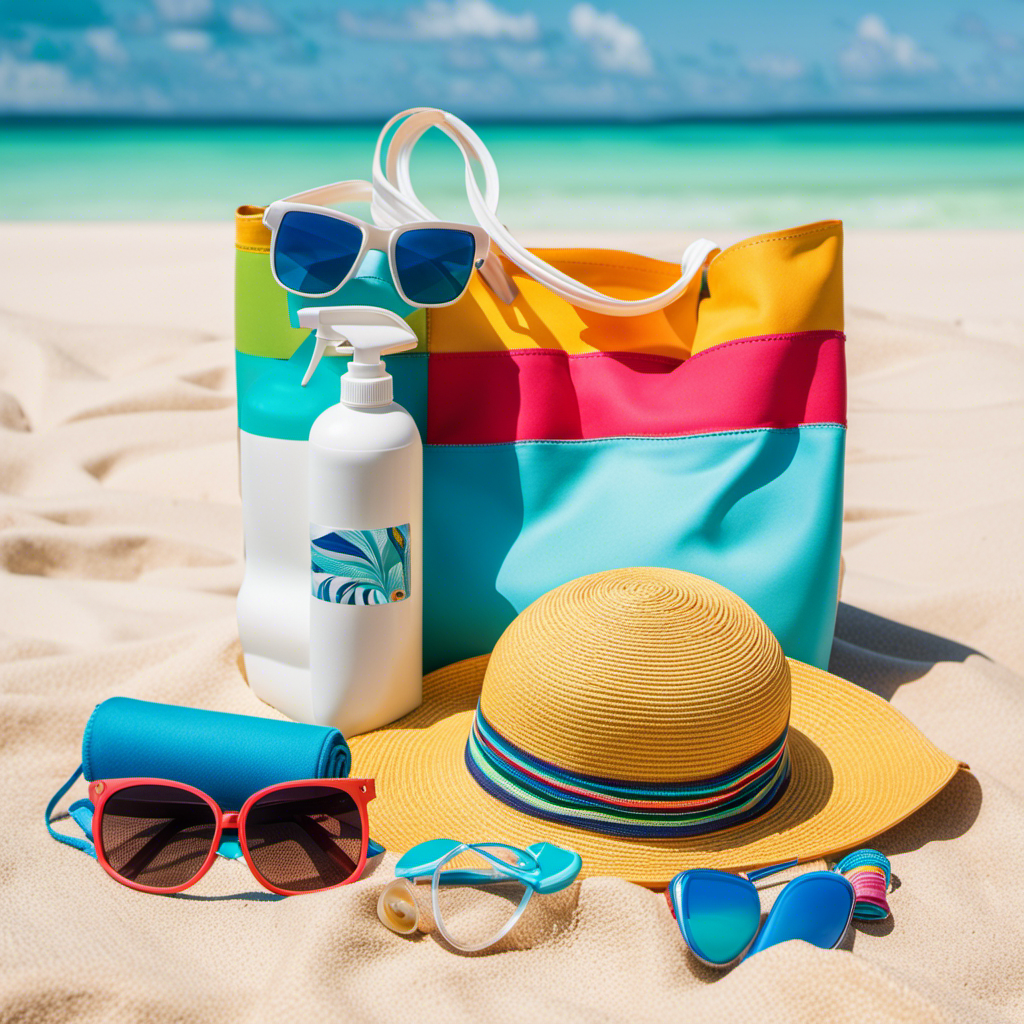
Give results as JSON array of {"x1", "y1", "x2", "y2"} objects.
[{"x1": 1, "y1": 0, "x2": 1023, "y2": 118}]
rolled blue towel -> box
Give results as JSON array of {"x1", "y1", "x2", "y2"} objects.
[
  {"x1": 46, "y1": 697, "x2": 369, "y2": 862},
  {"x1": 81, "y1": 696, "x2": 351, "y2": 810}
]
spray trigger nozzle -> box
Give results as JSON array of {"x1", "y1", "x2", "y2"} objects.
[{"x1": 298, "y1": 306, "x2": 418, "y2": 387}]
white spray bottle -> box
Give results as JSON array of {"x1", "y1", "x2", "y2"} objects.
[{"x1": 300, "y1": 305, "x2": 423, "y2": 736}]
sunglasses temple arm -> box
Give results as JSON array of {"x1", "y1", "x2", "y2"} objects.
[
  {"x1": 743, "y1": 858, "x2": 801, "y2": 887},
  {"x1": 477, "y1": 251, "x2": 518, "y2": 304}
]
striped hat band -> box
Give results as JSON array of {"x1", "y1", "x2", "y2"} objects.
[{"x1": 465, "y1": 702, "x2": 792, "y2": 839}]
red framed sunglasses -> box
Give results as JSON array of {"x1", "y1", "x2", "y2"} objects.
[{"x1": 88, "y1": 776, "x2": 375, "y2": 896}]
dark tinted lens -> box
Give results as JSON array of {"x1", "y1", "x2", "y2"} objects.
[
  {"x1": 273, "y1": 211, "x2": 363, "y2": 295},
  {"x1": 99, "y1": 784, "x2": 216, "y2": 889},
  {"x1": 244, "y1": 785, "x2": 364, "y2": 893},
  {"x1": 394, "y1": 228, "x2": 476, "y2": 305}
]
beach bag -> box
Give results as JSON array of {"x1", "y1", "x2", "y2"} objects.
[{"x1": 234, "y1": 109, "x2": 845, "y2": 680}]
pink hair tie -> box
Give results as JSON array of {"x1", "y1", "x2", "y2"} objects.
[{"x1": 834, "y1": 849, "x2": 892, "y2": 920}]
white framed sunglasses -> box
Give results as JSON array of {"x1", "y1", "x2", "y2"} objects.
[{"x1": 263, "y1": 181, "x2": 491, "y2": 309}]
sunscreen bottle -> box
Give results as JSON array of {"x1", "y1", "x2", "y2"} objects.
[{"x1": 301, "y1": 306, "x2": 423, "y2": 735}]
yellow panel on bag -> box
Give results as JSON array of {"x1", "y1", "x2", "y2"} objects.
[
  {"x1": 236, "y1": 205, "x2": 272, "y2": 253},
  {"x1": 428, "y1": 249, "x2": 701, "y2": 358},
  {"x1": 693, "y1": 220, "x2": 844, "y2": 356}
]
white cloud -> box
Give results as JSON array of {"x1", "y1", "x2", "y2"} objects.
[
  {"x1": 0, "y1": 54, "x2": 96, "y2": 110},
  {"x1": 569, "y1": 3, "x2": 653, "y2": 77},
  {"x1": 408, "y1": 0, "x2": 539, "y2": 42},
  {"x1": 153, "y1": 0, "x2": 213, "y2": 24},
  {"x1": 164, "y1": 29, "x2": 212, "y2": 52},
  {"x1": 228, "y1": 5, "x2": 277, "y2": 35},
  {"x1": 84, "y1": 27, "x2": 127, "y2": 63},
  {"x1": 840, "y1": 14, "x2": 938, "y2": 79},
  {"x1": 744, "y1": 53, "x2": 804, "y2": 82}
]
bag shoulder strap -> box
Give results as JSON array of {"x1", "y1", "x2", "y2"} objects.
[{"x1": 370, "y1": 107, "x2": 718, "y2": 317}]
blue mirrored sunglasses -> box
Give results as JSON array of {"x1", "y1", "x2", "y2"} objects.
[
  {"x1": 667, "y1": 863, "x2": 857, "y2": 968},
  {"x1": 271, "y1": 210, "x2": 481, "y2": 307}
]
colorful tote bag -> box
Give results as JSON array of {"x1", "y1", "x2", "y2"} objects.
[{"x1": 234, "y1": 110, "x2": 845, "y2": 678}]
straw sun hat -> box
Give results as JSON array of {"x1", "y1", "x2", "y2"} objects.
[{"x1": 349, "y1": 568, "x2": 965, "y2": 886}]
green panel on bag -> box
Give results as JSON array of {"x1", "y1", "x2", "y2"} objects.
[
  {"x1": 235, "y1": 248, "x2": 426, "y2": 363},
  {"x1": 234, "y1": 248, "x2": 308, "y2": 359}
]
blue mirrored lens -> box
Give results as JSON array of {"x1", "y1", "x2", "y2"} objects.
[
  {"x1": 394, "y1": 228, "x2": 476, "y2": 305},
  {"x1": 746, "y1": 872, "x2": 854, "y2": 959},
  {"x1": 678, "y1": 870, "x2": 761, "y2": 966},
  {"x1": 273, "y1": 211, "x2": 363, "y2": 295}
]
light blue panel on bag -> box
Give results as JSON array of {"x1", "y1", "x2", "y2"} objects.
[
  {"x1": 237, "y1": 338, "x2": 428, "y2": 441},
  {"x1": 423, "y1": 425, "x2": 844, "y2": 672},
  {"x1": 235, "y1": 248, "x2": 421, "y2": 441},
  {"x1": 422, "y1": 443, "x2": 524, "y2": 671}
]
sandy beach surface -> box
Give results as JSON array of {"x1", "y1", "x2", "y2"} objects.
[{"x1": 0, "y1": 222, "x2": 1022, "y2": 1023}]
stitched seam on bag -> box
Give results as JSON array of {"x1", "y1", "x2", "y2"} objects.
[
  {"x1": 430, "y1": 349, "x2": 682, "y2": 366},
  {"x1": 684, "y1": 330, "x2": 845, "y2": 368},
  {"x1": 236, "y1": 243, "x2": 270, "y2": 254},
  {"x1": 427, "y1": 331, "x2": 844, "y2": 365},
  {"x1": 426, "y1": 423, "x2": 846, "y2": 449},
  {"x1": 711, "y1": 224, "x2": 840, "y2": 265}
]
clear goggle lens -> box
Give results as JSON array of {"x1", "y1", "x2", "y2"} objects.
[{"x1": 432, "y1": 844, "x2": 535, "y2": 952}]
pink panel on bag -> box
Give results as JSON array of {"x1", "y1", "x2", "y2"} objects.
[{"x1": 427, "y1": 330, "x2": 846, "y2": 445}]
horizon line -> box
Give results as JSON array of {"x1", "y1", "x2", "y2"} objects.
[{"x1": 2, "y1": 107, "x2": 1024, "y2": 128}]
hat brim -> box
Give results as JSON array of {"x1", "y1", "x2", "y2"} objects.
[{"x1": 348, "y1": 654, "x2": 964, "y2": 887}]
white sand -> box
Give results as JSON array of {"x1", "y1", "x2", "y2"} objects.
[{"x1": 0, "y1": 223, "x2": 1022, "y2": 1023}]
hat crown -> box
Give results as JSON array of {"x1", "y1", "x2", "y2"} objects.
[{"x1": 479, "y1": 568, "x2": 791, "y2": 784}]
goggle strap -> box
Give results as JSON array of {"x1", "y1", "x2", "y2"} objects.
[{"x1": 45, "y1": 764, "x2": 96, "y2": 859}]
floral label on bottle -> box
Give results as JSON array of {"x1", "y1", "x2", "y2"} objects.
[{"x1": 310, "y1": 524, "x2": 410, "y2": 605}]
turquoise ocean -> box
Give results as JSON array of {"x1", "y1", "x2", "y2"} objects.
[{"x1": 2, "y1": 115, "x2": 1023, "y2": 228}]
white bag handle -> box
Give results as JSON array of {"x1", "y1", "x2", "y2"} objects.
[{"x1": 370, "y1": 107, "x2": 719, "y2": 317}]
